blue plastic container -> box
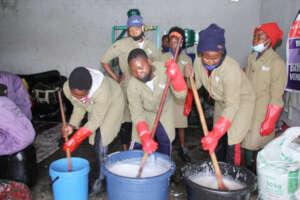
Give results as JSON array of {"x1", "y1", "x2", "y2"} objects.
[
  {"x1": 49, "y1": 157, "x2": 90, "y2": 200},
  {"x1": 102, "y1": 150, "x2": 175, "y2": 200}
]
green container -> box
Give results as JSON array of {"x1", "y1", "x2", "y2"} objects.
[
  {"x1": 127, "y1": 9, "x2": 140, "y2": 18},
  {"x1": 184, "y1": 29, "x2": 195, "y2": 48}
]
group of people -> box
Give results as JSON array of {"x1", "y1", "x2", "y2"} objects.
[{"x1": 61, "y1": 15, "x2": 287, "y2": 195}]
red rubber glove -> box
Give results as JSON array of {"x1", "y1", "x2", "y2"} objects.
[
  {"x1": 260, "y1": 104, "x2": 282, "y2": 136},
  {"x1": 165, "y1": 59, "x2": 187, "y2": 92},
  {"x1": 63, "y1": 127, "x2": 93, "y2": 153},
  {"x1": 184, "y1": 88, "x2": 194, "y2": 116},
  {"x1": 136, "y1": 121, "x2": 158, "y2": 154},
  {"x1": 201, "y1": 116, "x2": 231, "y2": 155}
]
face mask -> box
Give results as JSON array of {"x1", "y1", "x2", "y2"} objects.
[
  {"x1": 72, "y1": 96, "x2": 88, "y2": 104},
  {"x1": 161, "y1": 46, "x2": 169, "y2": 52},
  {"x1": 204, "y1": 63, "x2": 219, "y2": 71},
  {"x1": 138, "y1": 66, "x2": 152, "y2": 83},
  {"x1": 131, "y1": 32, "x2": 144, "y2": 41},
  {"x1": 202, "y1": 50, "x2": 227, "y2": 71},
  {"x1": 252, "y1": 40, "x2": 270, "y2": 53}
]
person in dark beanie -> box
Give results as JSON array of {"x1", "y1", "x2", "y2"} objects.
[
  {"x1": 184, "y1": 24, "x2": 255, "y2": 165},
  {"x1": 61, "y1": 67, "x2": 124, "y2": 196},
  {"x1": 242, "y1": 22, "x2": 287, "y2": 172}
]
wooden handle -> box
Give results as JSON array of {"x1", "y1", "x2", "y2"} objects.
[
  {"x1": 137, "y1": 37, "x2": 183, "y2": 178},
  {"x1": 58, "y1": 91, "x2": 72, "y2": 172},
  {"x1": 189, "y1": 76, "x2": 227, "y2": 190}
]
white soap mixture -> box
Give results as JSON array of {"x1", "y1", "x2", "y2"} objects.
[
  {"x1": 107, "y1": 156, "x2": 171, "y2": 178},
  {"x1": 189, "y1": 174, "x2": 246, "y2": 190}
]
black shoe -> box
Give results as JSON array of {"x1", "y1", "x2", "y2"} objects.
[
  {"x1": 178, "y1": 147, "x2": 191, "y2": 163},
  {"x1": 88, "y1": 178, "x2": 105, "y2": 197}
]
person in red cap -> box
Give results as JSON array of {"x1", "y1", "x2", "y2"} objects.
[{"x1": 242, "y1": 22, "x2": 288, "y2": 173}]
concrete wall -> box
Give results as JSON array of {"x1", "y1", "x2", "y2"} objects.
[
  {"x1": 1, "y1": 0, "x2": 261, "y2": 75},
  {"x1": 260, "y1": 0, "x2": 300, "y2": 60}
]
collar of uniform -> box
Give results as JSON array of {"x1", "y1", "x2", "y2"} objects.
[
  {"x1": 197, "y1": 55, "x2": 227, "y2": 73},
  {"x1": 255, "y1": 48, "x2": 274, "y2": 63},
  {"x1": 167, "y1": 51, "x2": 185, "y2": 60},
  {"x1": 130, "y1": 36, "x2": 145, "y2": 43}
]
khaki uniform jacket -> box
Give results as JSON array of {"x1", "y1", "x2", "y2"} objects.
[
  {"x1": 193, "y1": 56, "x2": 255, "y2": 145},
  {"x1": 243, "y1": 48, "x2": 287, "y2": 150},
  {"x1": 63, "y1": 77, "x2": 124, "y2": 147},
  {"x1": 101, "y1": 37, "x2": 161, "y2": 122},
  {"x1": 161, "y1": 52, "x2": 192, "y2": 128},
  {"x1": 127, "y1": 62, "x2": 187, "y2": 143}
]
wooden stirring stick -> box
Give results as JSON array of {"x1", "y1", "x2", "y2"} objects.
[
  {"x1": 58, "y1": 91, "x2": 72, "y2": 172},
  {"x1": 189, "y1": 76, "x2": 227, "y2": 190},
  {"x1": 137, "y1": 37, "x2": 183, "y2": 178}
]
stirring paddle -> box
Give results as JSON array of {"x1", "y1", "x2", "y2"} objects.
[
  {"x1": 137, "y1": 37, "x2": 183, "y2": 178},
  {"x1": 189, "y1": 76, "x2": 228, "y2": 190},
  {"x1": 58, "y1": 91, "x2": 72, "y2": 172}
]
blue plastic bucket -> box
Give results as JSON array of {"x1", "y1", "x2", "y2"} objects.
[
  {"x1": 102, "y1": 150, "x2": 175, "y2": 200},
  {"x1": 49, "y1": 157, "x2": 90, "y2": 200}
]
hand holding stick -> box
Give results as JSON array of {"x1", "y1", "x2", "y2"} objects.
[
  {"x1": 58, "y1": 91, "x2": 72, "y2": 172},
  {"x1": 189, "y1": 76, "x2": 227, "y2": 190},
  {"x1": 137, "y1": 37, "x2": 183, "y2": 178}
]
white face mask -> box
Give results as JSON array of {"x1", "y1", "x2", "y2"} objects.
[
  {"x1": 72, "y1": 96, "x2": 88, "y2": 104},
  {"x1": 252, "y1": 40, "x2": 270, "y2": 53}
]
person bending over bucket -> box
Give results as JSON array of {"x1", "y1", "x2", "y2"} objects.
[
  {"x1": 101, "y1": 15, "x2": 161, "y2": 151},
  {"x1": 127, "y1": 48, "x2": 187, "y2": 156},
  {"x1": 61, "y1": 67, "x2": 124, "y2": 196},
  {"x1": 184, "y1": 24, "x2": 255, "y2": 165}
]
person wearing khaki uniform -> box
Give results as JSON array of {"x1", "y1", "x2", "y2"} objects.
[
  {"x1": 127, "y1": 48, "x2": 187, "y2": 156},
  {"x1": 61, "y1": 67, "x2": 124, "y2": 196},
  {"x1": 161, "y1": 26, "x2": 192, "y2": 162},
  {"x1": 185, "y1": 24, "x2": 255, "y2": 165},
  {"x1": 162, "y1": 50, "x2": 191, "y2": 128},
  {"x1": 242, "y1": 22, "x2": 287, "y2": 172},
  {"x1": 101, "y1": 15, "x2": 161, "y2": 150}
]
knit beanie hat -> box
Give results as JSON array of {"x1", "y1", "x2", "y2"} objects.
[
  {"x1": 197, "y1": 24, "x2": 225, "y2": 54},
  {"x1": 255, "y1": 22, "x2": 283, "y2": 47}
]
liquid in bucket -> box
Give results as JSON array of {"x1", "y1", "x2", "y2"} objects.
[
  {"x1": 182, "y1": 161, "x2": 256, "y2": 200},
  {"x1": 189, "y1": 174, "x2": 246, "y2": 190},
  {"x1": 107, "y1": 156, "x2": 171, "y2": 178},
  {"x1": 102, "y1": 150, "x2": 175, "y2": 200}
]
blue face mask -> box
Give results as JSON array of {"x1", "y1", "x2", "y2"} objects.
[
  {"x1": 202, "y1": 50, "x2": 227, "y2": 71},
  {"x1": 252, "y1": 40, "x2": 270, "y2": 53},
  {"x1": 204, "y1": 63, "x2": 219, "y2": 71}
]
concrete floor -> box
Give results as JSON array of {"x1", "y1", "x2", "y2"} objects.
[{"x1": 31, "y1": 125, "x2": 257, "y2": 200}]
